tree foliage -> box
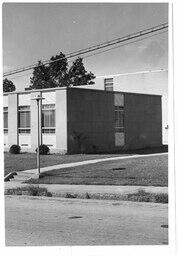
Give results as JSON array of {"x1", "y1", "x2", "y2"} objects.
[
  {"x1": 69, "y1": 57, "x2": 95, "y2": 86},
  {"x1": 3, "y1": 78, "x2": 16, "y2": 93},
  {"x1": 49, "y1": 52, "x2": 69, "y2": 87},
  {"x1": 28, "y1": 61, "x2": 53, "y2": 90},
  {"x1": 27, "y1": 52, "x2": 95, "y2": 90}
]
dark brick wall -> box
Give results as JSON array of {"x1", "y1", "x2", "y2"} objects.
[
  {"x1": 67, "y1": 88, "x2": 115, "y2": 153},
  {"x1": 124, "y1": 93, "x2": 162, "y2": 149}
]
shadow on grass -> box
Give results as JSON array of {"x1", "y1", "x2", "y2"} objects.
[{"x1": 88, "y1": 145, "x2": 168, "y2": 156}]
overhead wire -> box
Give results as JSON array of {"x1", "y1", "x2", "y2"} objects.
[
  {"x1": 3, "y1": 22, "x2": 168, "y2": 78},
  {"x1": 8, "y1": 28, "x2": 168, "y2": 81}
]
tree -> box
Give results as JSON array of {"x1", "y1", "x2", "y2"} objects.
[
  {"x1": 3, "y1": 78, "x2": 16, "y2": 93},
  {"x1": 27, "y1": 53, "x2": 95, "y2": 90},
  {"x1": 49, "y1": 52, "x2": 69, "y2": 87},
  {"x1": 28, "y1": 61, "x2": 53, "y2": 90},
  {"x1": 68, "y1": 57, "x2": 95, "y2": 86}
]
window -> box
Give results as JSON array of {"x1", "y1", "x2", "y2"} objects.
[
  {"x1": 42, "y1": 104, "x2": 55, "y2": 134},
  {"x1": 3, "y1": 107, "x2": 8, "y2": 133},
  {"x1": 18, "y1": 106, "x2": 31, "y2": 134},
  {"x1": 115, "y1": 106, "x2": 124, "y2": 132},
  {"x1": 104, "y1": 78, "x2": 113, "y2": 91}
]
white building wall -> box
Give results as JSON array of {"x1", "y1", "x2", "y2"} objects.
[
  {"x1": 3, "y1": 95, "x2": 8, "y2": 107},
  {"x1": 19, "y1": 135, "x2": 31, "y2": 148},
  {"x1": 18, "y1": 93, "x2": 31, "y2": 106},
  {"x1": 91, "y1": 70, "x2": 168, "y2": 145},
  {"x1": 42, "y1": 135, "x2": 56, "y2": 148},
  {"x1": 42, "y1": 91, "x2": 56, "y2": 104}
]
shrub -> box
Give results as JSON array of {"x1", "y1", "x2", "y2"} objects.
[
  {"x1": 127, "y1": 190, "x2": 168, "y2": 204},
  {"x1": 9, "y1": 144, "x2": 21, "y2": 154},
  {"x1": 65, "y1": 193, "x2": 77, "y2": 198},
  {"x1": 5, "y1": 186, "x2": 53, "y2": 197},
  {"x1": 36, "y1": 144, "x2": 50, "y2": 155},
  {"x1": 155, "y1": 193, "x2": 168, "y2": 204},
  {"x1": 85, "y1": 193, "x2": 90, "y2": 199}
]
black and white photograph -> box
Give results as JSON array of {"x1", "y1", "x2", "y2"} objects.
[{"x1": 1, "y1": 1, "x2": 176, "y2": 254}]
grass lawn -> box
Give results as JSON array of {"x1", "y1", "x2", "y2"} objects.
[
  {"x1": 4, "y1": 152, "x2": 129, "y2": 176},
  {"x1": 28, "y1": 154, "x2": 168, "y2": 187},
  {"x1": 4, "y1": 146, "x2": 168, "y2": 176}
]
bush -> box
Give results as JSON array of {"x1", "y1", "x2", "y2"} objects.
[
  {"x1": 5, "y1": 186, "x2": 53, "y2": 197},
  {"x1": 85, "y1": 193, "x2": 90, "y2": 199},
  {"x1": 127, "y1": 190, "x2": 168, "y2": 204},
  {"x1": 155, "y1": 193, "x2": 168, "y2": 204},
  {"x1": 36, "y1": 144, "x2": 50, "y2": 155},
  {"x1": 9, "y1": 144, "x2": 21, "y2": 154},
  {"x1": 65, "y1": 193, "x2": 77, "y2": 198}
]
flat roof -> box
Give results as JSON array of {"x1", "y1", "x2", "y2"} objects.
[{"x1": 3, "y1": 86, "x2": 162, "y2": 98}]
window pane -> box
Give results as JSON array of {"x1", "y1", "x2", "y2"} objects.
[
  {"x1": 42, "y1": 128, "x2": 55, "y2": 134},
  {"x1": 26, "y1": 112, "x2": 30, "y2": 127},
  {"x1": 42, "y1": 112, "x2": 44, "y2": 127},
  {"x1": 115, "y1": 107, "x2": 124, "y2": 130},
  {"x1": 119, "y1": 111, "x2": 124, "y2": 127},
  {"x1": 105, "y1": 78, "x2": 113, "y2": 91},
  {"x1": 50, "y1": 110, "x2": 55, "y2": 127},
  {"x1": 42, "y1": 110, "x2": 55, "y2": 127},
  {"x1": 18, "y1": 106, "x2": 31, "y2": 132},
  {"x1": 42, "y1": 104, "x2": 55, "y2": 133},
  {"x1": 43, "y1": 111, "x2": 50, "y2": 127},
  {"x1": 19, "y1": 129, "x2": 30, "y2": 134},
  {"x1": 42, "y1": 104, "x2": 55, "y2": 109},
  {"x1": 19, "y1": 106, "x2": 30, "y2": 110},
  {"x1": 19, "y1": 112, "x2": 26, "y2": 128},
  {"x1": 4, "y1": 112, "x2": 8, "y2": 128}
]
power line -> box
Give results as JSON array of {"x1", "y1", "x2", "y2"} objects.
[
  {"x1": 3, "y1": 22, "x2": 168, "y2": 78},
  {"x1": 82, "y1": 29, "x2": 168, "y2": 61},
  {"x1": 8, "y1": 28, "x2": 168, "y2": 81}
]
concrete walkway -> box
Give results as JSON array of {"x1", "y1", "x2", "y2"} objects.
[
  {"x1": 4, "y1": 152, "x2": 168, "y2": 198},
  {"x1": 23, "y1": 152, "x2": 168, "y2": 174}
]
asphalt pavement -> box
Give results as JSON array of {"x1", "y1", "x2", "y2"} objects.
[{"x1": 5, "y1": 195, "x2": 168, "y2": 246}]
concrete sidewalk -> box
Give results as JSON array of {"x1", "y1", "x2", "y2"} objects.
[
  {"x1": 4, "y1": 152, "x2": 168, "y2": 199},
  {"x1": 23, "y1": 152, "x2": 168, "y2": 174}
]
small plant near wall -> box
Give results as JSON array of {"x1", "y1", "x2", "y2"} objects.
[
  {"x1": 72, "y1": 131, "x2": 88, "y2": 153},
  {"x1": 9, "y1": 145, "x2": 21, "y2": 154},
  {"x1": 35, "y1": 144, "x2": 50, "y2": 155}
]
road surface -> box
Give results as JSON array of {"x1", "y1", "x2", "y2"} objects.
[{"x1": 5, "y1": 195, "x2": 168, "y2": 246}]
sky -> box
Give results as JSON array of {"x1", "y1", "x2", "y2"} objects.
[{"x1": 3, "y1": 2, "x2": 168, "y2": 91}]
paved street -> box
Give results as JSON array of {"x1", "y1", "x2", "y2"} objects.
[{"x1": 5, "y1": 195, "x2": 168, "y2": 246}]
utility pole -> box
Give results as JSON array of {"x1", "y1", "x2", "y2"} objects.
[{"x1": 32, "y1": 95, "x2": 45, "y2": 176}]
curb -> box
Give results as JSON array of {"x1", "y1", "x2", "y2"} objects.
[
  {"x1": 4, "y1": 182, "x2": 168, "y2": 203},
  {"x1": 4, "y1": 172, "x2": 17, "y2": 182}
]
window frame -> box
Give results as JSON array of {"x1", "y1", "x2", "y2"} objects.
[
  {"x1": 104, "y1": 78, "x2": 113, "y2": 91},
  {"x1": 3, "y1": 107, "x2": 8, "y2": 134},
  {"x1": 18, "y1": 105, "x2": 31, "y2": 134},
  {"x1": 115, "y1": 106, "x2": 124, "y2": 132},
  {"x1": 42, "y1": 104, "x2": 56, "y2": 134}
]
